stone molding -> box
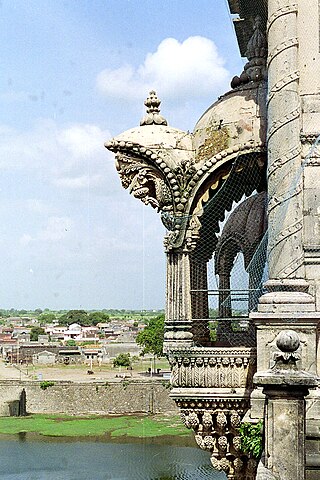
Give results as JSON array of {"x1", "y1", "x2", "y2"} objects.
[
  {"x1": 267, "y1": 144, "x2": 301, "y2": 178},
  {"x1": 267, "y1": 71, "x2": 299, "y2": 105},
  {"x1": 267, "y1": 37, "x2": 299, "y2": 68}
]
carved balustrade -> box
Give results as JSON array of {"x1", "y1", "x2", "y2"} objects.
[{"x1": 169, "y1": 347, "x2": 256, "y2": 389}]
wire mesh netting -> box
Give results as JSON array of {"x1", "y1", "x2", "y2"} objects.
[
  {"x1": 182, "y1": 131, "x2": 319, "y2": 347},
  {"x1": 187, "y1": 151, "x2": 267, "y2": 347}
]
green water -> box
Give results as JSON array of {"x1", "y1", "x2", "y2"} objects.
[{"x1": 0, "y1": 436, "x2": 227, "y2": 479}]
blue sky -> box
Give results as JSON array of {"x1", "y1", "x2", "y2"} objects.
[{"x1": 0, "y1": 0, "x2": 244, "y2": 310}]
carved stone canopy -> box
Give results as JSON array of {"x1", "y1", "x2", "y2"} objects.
[{"x1": 106, "y1": 83, "x2": 267, "y2": 252}]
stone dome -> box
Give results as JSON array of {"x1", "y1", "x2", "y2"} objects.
[{"x1": 193, "y1": 83, "x2": 267, "y2": 164}]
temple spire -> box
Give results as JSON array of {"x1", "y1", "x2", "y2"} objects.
[{"x1": 140, "y1": 90, "x2": 168, "y2": 126}]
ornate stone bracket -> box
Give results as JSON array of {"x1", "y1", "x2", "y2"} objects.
[
  {"x1": 177, "y1": 398, "x2": 257, "y2": 479},
  {"x1": 169, "y1": 347, "x2": 258, "y2": 478}
]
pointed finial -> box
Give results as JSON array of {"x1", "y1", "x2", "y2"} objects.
[
  {"x1": 245, "y1": 16, "x2": 267, "y2": 60},
  {"x1": 231, "y1": 16, "x2": 267, "y2": 89},
  {"x1": 140, "y1": 90, "x2": 168, "y2": 126}
]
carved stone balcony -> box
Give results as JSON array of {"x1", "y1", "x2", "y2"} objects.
[{"x1": 169, "y1": 346, "x2": 257, "y2": 479}]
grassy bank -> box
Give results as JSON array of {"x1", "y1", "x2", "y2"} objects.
[{"x1": 0, "y1": 414, "x2": 190, "y2": 438}]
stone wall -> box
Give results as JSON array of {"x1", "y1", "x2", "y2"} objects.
[{"x1": 0, "y1": 379, "x2": 178, "y2": 416}]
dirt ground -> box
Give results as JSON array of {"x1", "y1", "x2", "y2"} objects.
[{"x1": 0, "y1": 359, "x2": 170, "y2": 383}]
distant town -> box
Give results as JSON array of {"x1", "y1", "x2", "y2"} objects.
[{"x1": 0, "y1": 308, "x2": 165, "y2": 373}]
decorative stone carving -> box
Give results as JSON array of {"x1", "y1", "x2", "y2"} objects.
[
  {"x1": 230, "y1": 411, "x2": 241, "y2": 428},
  {"x1": 273, "y1": 330, "x2": 301, "y2": 365},
  {"x1": 276, "y1": 330, "x2": 300, "y2": 352},
  {"x1": 177, "y1": 399, "x2": 256, "y2": 480},
  {"x1": 169, "y1": 347, "x2": 256, "y2": 388},
  {"x1": 233, "y1": 436, "x2": 242, "y2": 451},
  {"x1": 115, "y1": 153, "x2": 173, "y2": 211}
]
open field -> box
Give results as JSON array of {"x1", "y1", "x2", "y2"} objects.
[
  {"x1": 0, "y1": 358, "x2": 171, "y2": 382},
  {"x1": 0, "y1": 414, "x2": 190, "y2": 439}
]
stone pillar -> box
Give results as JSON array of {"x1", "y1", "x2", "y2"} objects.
[
  {"x1": 164, "y1": 251, "x2": 193, "y2": 352},
  {"x1": 255, "y1": 330, "x2": 318, "y2": 480},
  {"x1": 267, "y1": 0, "x2": 304, "y2": 280}
]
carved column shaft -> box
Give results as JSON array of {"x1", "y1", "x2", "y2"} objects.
[
  {"x1": 166, "y1": 251, "x2": 192, "y2": 320},
  {"x1": 164, "y1": 252, "x2": 193, "y2": 351},
  {"x1": 267, "y1": 0, "x2": 304, "y2": 280}
]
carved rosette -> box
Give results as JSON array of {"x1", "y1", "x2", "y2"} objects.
[{"x1": 179, "y1": 398, "x2": 257, "y2": 480}]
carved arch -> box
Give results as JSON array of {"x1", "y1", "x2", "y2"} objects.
[{"x1": 184, "y1": 147, "x2": 267, "y2": 259}]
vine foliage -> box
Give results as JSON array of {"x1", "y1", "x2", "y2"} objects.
[{"x1": 239, "y1": 420, "x2": 263, "y2": 459}]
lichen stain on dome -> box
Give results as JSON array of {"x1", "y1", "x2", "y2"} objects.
[{"x1": 196, "y1": 125, "x2": 230, "y2": 163}]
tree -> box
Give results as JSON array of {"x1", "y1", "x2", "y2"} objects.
[
  {"x1": 30, "y1": 326, "x2": 46, "y2": 341},
  {"x1": 136, "y1": 315, "x2": 164, "y2": 357},
  {"x1": 38, "y1": 312, "x2": 56, "y2": 324},
  {"x1": 113, "y1": 353, "x2": 131, "y2": 367},
  {"x1": 58, "y1": 310, "x2": 89, "y2": 326},
  {"x1": 88, "y1": 311, "x2": 110, "y2": 325},
  {"x1": 66, "y1": 339, "x2": 76, "y2": 347}
]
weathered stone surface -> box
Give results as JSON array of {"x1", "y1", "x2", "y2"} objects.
[
  {"x1": 256, "y1": 462, "x2": 279, "y2": 479},
  {"x1": 193, "y1": 84, "x2": 266, "y2": 163}
]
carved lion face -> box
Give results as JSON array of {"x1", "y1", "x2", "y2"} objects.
[{"x1": 128, "y1": 168, "x2": 159, "y2": 208}]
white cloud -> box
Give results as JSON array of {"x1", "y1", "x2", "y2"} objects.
[
  {"x1": 0, "y1": 120, "x2": 115, "y2": 193},
  {"x1": 58, "y1": 124, "x2": 107, "y2": 159},
  {"x1": 20, "y1": 216, "x2": 74, "y2": 244},
  {"x1": 97, "y1": 36, "x2": 229, "y2": 101}
]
